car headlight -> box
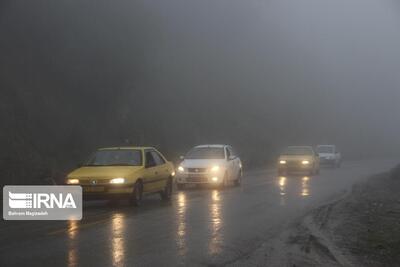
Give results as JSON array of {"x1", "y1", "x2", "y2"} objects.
[
  {"x1": 110, "y1": 178, "x2": 125, "y2": 184},
  {"x1": 279, "y1": 160, "x2": 286, "y2": 164},
  {"x1": 211, "y1": 177, "x2": 219, "y2": 182},
  {"x1": 302, "y1": 160, "x2": 310, "y2": 165},
  {"x1": 67, "y1": 178, "x2": 79, "y2": 184},
  {"x1": 178, "y1": 166, "x2": 184, "y2": 172},
  {"x1": 210, "y1": 165, "x2": 220, "y2": 172}
]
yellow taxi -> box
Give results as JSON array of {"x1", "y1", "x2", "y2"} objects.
[
  {"x1": 277, "y1": 146, "x2": 320, "y2": 175},
  {"x1": 66, "y1": 147, "x2": 175, "y2": 206}
]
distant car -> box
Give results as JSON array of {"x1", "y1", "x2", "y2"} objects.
[
  {"x1": 66, "y1": 147, "x2": 175, "y2": 206},
  {"x1": 176, "y1": 144, "x2": 242, "y2": 189},
  {"x1": 277, "y1": 146, "x2": 320, "y2": 175},
  {"x1": 316, "y1": 145, "x2": 341, "y2": 167}
]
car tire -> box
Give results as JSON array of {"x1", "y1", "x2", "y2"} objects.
[
  {"x1": 160, "y1": 178, "x2": 172, "y2": 201},
  {"x1": 234, "y1": 170, "x2": 242, "y2": 186},
  {"x1": 177, "y1": 183, "x2": 185, "y2": 191},
  {"x1": 130, "y1": 180, "x2": 143, "y2": 206},
  {"x1": 220, "y1": 173, "x2": 228, "y2": 189},
  {"x1": 309, "y1": 166, "x2": 315, "y2": 176}
]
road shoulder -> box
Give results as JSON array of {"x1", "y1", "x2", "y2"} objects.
[{"x1": 230, "y1": 164, "x2": 400, "y2": 267}]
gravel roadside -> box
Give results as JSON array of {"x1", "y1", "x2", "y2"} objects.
[{"x1": 230, "y1": 165, "x2": 400, "y2": 267}]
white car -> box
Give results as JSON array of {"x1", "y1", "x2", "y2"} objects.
[
  {"x1": 176, "y1": 144, "x2": 242, "y2": 189},
  {"x1": 316, "y1": 145, "x2": 341, "y2": 167}
]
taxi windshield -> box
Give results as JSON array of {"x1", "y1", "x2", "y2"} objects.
[
  {"x1": 282, "y1": 147, "x2": 313, "y2": 156},
  {"x1": 85, "y1": 149, "x2": 142, "y2": 166}
]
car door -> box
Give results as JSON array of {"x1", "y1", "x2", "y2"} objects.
[
  {"x1": 143, "y1": 150, "x2": 160, "y2": 192},
  {"x1": 150, "y1": 150, "x2": 169, "y2": 191},
  {"x1": 313, "y1": 149, "x2": 320, "y2": 168},
  {"x1": 231, "y1": 146, "x2": 241, "y2": 177},
  {"x1": 227, "y1": 146, "x2": 240, "y2": 180},
  {"x1": 334, "y1": 146, "x2": 340, "y2": 162},
  {"x1": 225, "y1": 146, "x2": 235, "y2": 180}
]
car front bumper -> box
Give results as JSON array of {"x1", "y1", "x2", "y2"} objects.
[
  {"x1": 278, "y1": 163, "x2": 314, "y2": 172},
  {"x1": 176, "y1": 173, "x2": 223, "y2": 185},
  {"x1": 319, "y1": 158, "x2": 336, "y2": 164},
  {"x1": 80, "y1": 184, "x2": 134, "y2": 200}
]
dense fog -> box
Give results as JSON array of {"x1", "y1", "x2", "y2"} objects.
[{"x1": 1, "y1": 0, "x2": 400, "y2": 184}]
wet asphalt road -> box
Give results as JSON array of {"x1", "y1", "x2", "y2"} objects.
[{"x1": 0, "y1": 159, "x2": 398, "y2": 267}]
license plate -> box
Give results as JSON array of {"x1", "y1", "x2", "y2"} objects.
[
  {"x1": 187, "y1": 177, "x2": 207, "y2": 183},
  {"x1": 84, "y1": 186, "x2": 104, "y2": 193}
]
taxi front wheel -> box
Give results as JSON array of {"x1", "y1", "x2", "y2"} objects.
[
  {"x1": 234, "y1": 170, "x2": 242, "y2": 186},
  {"x1": 130, "y1": 181, "x2": 143, "y2": 206},
  {"x1": 219, "y1": 173, "x2": 229, "y2": 189},
  {"x1": 160, "y1": 178, "x2": 172, "y2": 201}
]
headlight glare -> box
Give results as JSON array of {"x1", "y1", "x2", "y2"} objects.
[
  {"x1": 302, "y1": 160, "x2": 310, "y2": 165},
  {"x1": 210, "y1": 165, "x2": 220, "y2": 172},
  {"x1": 110, "y1": 178, "x2": 125, "y2": 184},
  {"x1": 67, "y1": 178, "x2": 79, "y2": 184},
  {"x1": 178, "y1": 166, "x2": 184, "y2": 172},
  {"x1": 279, "y1": 160, "x2": 286, "y2": 164},
  {"x1": 211, "y1": 177, "x2": 219, "y2": 182}
]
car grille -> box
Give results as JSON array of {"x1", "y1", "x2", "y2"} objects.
[
  {"x1": 79, "y1": 178, "x2": 110, "y2": 185},
  {"x1": 188, "y1": 168, "x2": 207, "y2": 173},
  {"x1": 286, "y1": 161, "x2": 302, "y2": 168}
]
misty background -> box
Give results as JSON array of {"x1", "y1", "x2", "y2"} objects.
[{"x1": 1, "y1": 0, "x2": 400, "y2": 185}]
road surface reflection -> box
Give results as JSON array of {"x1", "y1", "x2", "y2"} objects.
[
  {"x1": 67, "y1": 220, "x2": 79, "y2": 267},
  {"x1": 176, "y1": 192, "x2": 187, "y2": 256},
  {"x1": 111, "y1": 213, "x2": 126, "y2": 266},
  {"x1": 301, "y1": 176, "x2": 310, "y2": 197},
  {"x1": 278, "y1": 176, "x2": 287, "y2": 206},
  {"x1": 277, "y1": 175, "x2": 312, "y2": 205},
  {"x1": 209, "y1": 190, "x2": 222, "y2": 255}
]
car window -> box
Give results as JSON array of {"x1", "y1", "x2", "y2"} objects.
[
  {"x1": 226, "y1": 147, "x2": 232, "y2": 159},
  {"x1": 227, "y1": 146, "x2": 237, "y2": 158},
  {"x1": 282, "y1": 147, "x2": 313, "y2": 155},
  {"x1": 317, "y1": 146, "x2": 334, "y2": 153},
  {"x1": 230, "y1": 147, "x2": 237, "y2": 157},
  {"x1": 145, "y1": 151, "x2": 156, "y2": 167},
  {"x1": 151, "y1": 151, "x2": 165, "y2": 165},
  {"x1": 185, "y1": 147, "x2": 225, "y2": 159}
]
